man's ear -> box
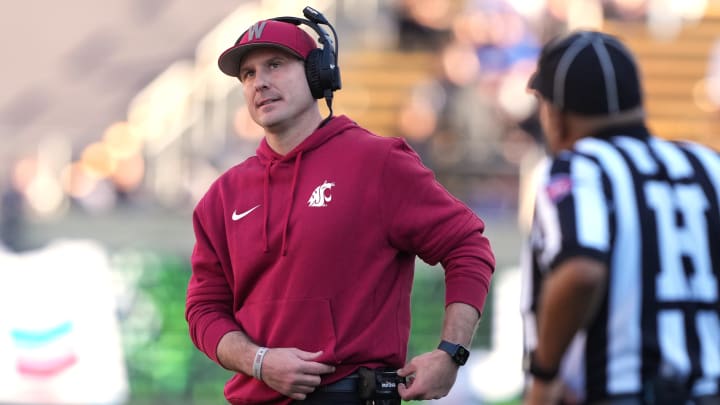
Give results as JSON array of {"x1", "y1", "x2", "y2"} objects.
[
  {"x1": 558, "y1": 112, "x2": 570, "y2": 144},
  {"x1": 546, "y1": 104, "x2": 569, "y2": 143}
]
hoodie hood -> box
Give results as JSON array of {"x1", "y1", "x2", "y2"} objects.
[{"x1": 254, "y1": 115, "x2": 358, "y2": 255}]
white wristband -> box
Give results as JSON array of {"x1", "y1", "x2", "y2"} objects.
[{"x1": 253, "y1": 347, "x2": 269, "y2": 380}]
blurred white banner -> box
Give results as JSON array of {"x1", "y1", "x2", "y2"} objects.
[{"x1": 0, "y1": 240, "x2": 128, "y2": 405}]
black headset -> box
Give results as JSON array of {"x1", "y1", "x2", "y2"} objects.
[{"x1": 271, "y1": 7, "x2": 342, "y2": 115}]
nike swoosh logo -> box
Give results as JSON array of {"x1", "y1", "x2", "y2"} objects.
[{"x1": 232, "y1": 205, "x2": 261, "y2": 221}]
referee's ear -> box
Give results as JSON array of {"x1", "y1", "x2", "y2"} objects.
[
  {"x1": 558, "y1": 109, "x2": 571, "y2": 145},
  {"x1": 538, "y1": 100, "x2": 567, "y2": 154}
]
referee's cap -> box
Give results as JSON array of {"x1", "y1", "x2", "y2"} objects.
[{"x1": 528, "y1": 30, "x2": 643, "y2": 116}]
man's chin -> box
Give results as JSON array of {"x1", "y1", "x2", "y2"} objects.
[
  {"x1": 258, "y1": 116, "x2": 289, "y2": 132},
  {"x1": 255, "y1": 113, "x2": 280, "y2": 128}
]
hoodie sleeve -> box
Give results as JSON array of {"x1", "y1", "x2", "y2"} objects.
[
  {"x1": 381, "y1": 139, "x2": 496, "y2": 314},
  {"x1": 185, "y1": 196, "x2": 243, "y2": 364}
]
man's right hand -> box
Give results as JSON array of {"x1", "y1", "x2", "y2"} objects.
[{"x1": 260, "y1": 348, "x2": 336, "y2": 400}]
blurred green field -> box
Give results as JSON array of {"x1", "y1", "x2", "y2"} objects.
[{"x1": 116, "y1": 250, "x2": 521, "y2": 404}]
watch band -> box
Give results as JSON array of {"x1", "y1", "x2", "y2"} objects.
[
  {"x1": 437, "y1": 340, "x2": 469, "y2": 366},
  {"x1": 527, "y1": 351, "x2": 558, "y2": 382}
]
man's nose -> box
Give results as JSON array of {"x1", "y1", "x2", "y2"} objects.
[{"x1": 254, "y1": 69, "x2": 270, "y2": 90}]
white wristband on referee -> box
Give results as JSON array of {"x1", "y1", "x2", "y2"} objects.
[{"x1": 253, "y1": 347, "x2": 269, "y2": 380}]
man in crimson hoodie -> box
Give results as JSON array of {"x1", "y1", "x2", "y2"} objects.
[{"x1": 185, "y1": 7, "x2": 496, "y2": 405}]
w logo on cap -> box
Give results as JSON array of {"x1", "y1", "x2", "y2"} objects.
[{"x1": 247, "y1": 21, "x2": 267, "y2": 41}]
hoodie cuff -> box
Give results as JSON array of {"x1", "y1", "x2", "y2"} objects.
[{"x1": 202, "y1": 318, "x2": 244, "y2": 364}]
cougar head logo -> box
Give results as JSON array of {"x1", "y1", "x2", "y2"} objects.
[{"x1": 308, "y1": 181, "x2": 335, "y2": 207}]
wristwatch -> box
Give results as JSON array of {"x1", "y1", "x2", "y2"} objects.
[
  {"x1": 524, "y1": 351, "x2": 558, "y2": 382},
  {"x1": 437, "y1": 340, "x2": 470, "y2": 366}
]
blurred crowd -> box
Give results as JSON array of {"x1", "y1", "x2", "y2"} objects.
[
  {"x1": 390, "y1": 0, "x2": 718, "y2": 212},
  {"x1": 1, "y1": 0, "x2": 719, "y2": 251}
]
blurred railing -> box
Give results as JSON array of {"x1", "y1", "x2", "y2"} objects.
[{"x1": 605, "y1": 14, "x2": 720, "y2": 151}]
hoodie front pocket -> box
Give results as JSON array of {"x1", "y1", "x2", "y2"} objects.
[{"x1": 236, "y1": 298, "x2": 339, "y2": 363}]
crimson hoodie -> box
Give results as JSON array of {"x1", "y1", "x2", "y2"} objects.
[{"x1": 186, "y1": 115, "x2": 495, "y2": 404}]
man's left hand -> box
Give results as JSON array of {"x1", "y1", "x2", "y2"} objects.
[{"x1": 396, "y1": 349, "x2": 458, "y2": 401}]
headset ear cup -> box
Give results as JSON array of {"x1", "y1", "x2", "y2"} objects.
[{"x1": 305, "y1": 49, "x2": 324, "y2": 99}]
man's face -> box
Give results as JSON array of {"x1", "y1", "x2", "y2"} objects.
[{"x1": 238, "y1": 47, "x2": 315, "y2": 130}]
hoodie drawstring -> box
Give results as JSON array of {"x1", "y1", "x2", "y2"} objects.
[
  {"x1": 262, "y1": 162, "x2": 271, "y2": 253},
  {"x1": 281, "y1": 151, "x2": 302, "y2": 256}
]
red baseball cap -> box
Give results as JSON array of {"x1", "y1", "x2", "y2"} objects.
[{"x1": 218, "y1": 19, "x2": 318, "y2": 77}]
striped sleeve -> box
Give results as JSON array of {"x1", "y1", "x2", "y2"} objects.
[{"x1": 533, "y1": 152, "x2": 611, "y2": 272}]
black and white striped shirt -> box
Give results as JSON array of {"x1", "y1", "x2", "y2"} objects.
[{"x1": 521, "y1": 124, "x2": 720, "y2": 402}]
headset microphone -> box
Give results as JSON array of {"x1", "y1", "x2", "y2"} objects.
[
  {"x1": 292, "y1": 7, "x2": 341, "y2": 120},
  {"x1": 303, "y1": 6, "x2": 330, "y2": 25}
]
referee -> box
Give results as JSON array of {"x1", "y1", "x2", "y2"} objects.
[{"x1": 521, "y1": 30, "x2": 720, "y2": 405}]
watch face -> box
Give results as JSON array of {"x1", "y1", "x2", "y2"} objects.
[{"x1": 455, "y1": 346, "x2": 469, "y2": 364}]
